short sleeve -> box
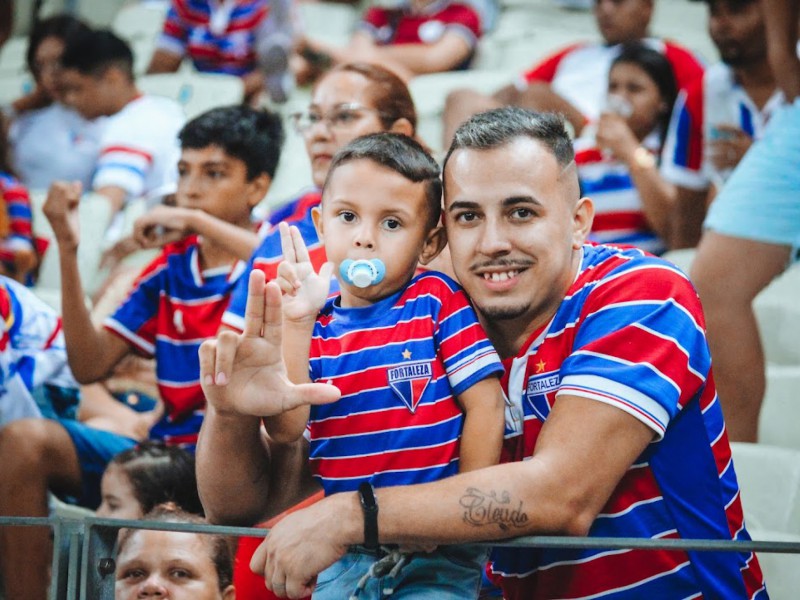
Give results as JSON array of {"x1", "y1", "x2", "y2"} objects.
[
  {"x1": 557, "y1": 258, "x2": 711, "y2": 439},
  {"x1": 103, "y1": 256, "x2": 168, "y2": 356},
  {"x1": 521, "y1": 43, "x2": 582, "y2": 86},
  {"x1": 157, "y1": 3, "x2": 189, "y2": 57},
  {"x1": 433, "y1": 279, "x2": 503, "y2": 396},
  {"x1": 358, "y1": 7, "x2": 390, "y2": 39},
  {"x1": 660, "y1": 81, "x2": 709, "y2": 190}
]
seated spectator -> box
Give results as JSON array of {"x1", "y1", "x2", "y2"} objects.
[
  {"x1": 56, "y1": 28, "x2": 185, "y2": 247},
  {"x1": 442, "y1": 0, "x2": 704, "y2": 148},
  {"x1": 97, "y1": 442, "x2": 202, "y2": 519},
  {"x1": 295, "y1": 0, "x2": 482, "y2": 83},
  {"x1": 574, "y1": 42, "x2": 678, "y2": 254},
  {"x1": 220, "y1": 62, "x2": 419, "y2": 333},
  {"x1": 0, "y1": 119, "x2": 37, "y2": 283},
  {"x1": 5, "y1": 15, "x2": 103, "y2": 191},
  {"x1": 114, "y1": 504, "x2": 235, "y2": 600},
  {"x1": 148, "y1": 0, "x2": 296, "y2": 103},
  {"x1": 0, "y1": 105, "x2": 282, "y2": 600},
  {"x1": 0, "y1": 275, "x2": 78, "y2": 427},
  {"x1": 661, "y1": 0, "x2": 781, "y2": 248}
]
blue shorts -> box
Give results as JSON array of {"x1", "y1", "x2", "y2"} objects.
[
  {"x1": 705, "y1": 98, "x2": 800, "y2": 259},
  {"x1": 57, "y1": 419, "x2": 137, "y2": 509},
  {"x1": 312, "y1": 544, "x2": 487, "y2": 600}
]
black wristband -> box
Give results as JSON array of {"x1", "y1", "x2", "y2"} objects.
[{"x1": 358, "y1": 481, "x2": 379, "y2": 550}]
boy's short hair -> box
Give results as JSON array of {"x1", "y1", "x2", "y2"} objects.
[
  {"x1": 179, "y1": 106, "x2": 285, "y2": 181},
  {"x1": 324, "y1": 133, "x2": 442, "y2": 231},
  {"x1": 60, "y1": 28, "x2": 134, "y2": 80}
]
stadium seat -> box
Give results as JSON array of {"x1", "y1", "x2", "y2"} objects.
[
  {"x1": 137, "y1": 71, "x2": 244, "y2": 119},
  {"x1": 0, "y1": 71, "x2": 33, "y2": 107},
  {"x1": 297, "y1": 2, "x2": 358, "y2": 47},
  {"x1": 730, "y1": 442, "x2": 800, "y2": 599},
  {"x1": 112, "y1": 2, "x2": 168, "y2": 44},
  {"x1": 759, "y1": 365, "x2": 800, "y2": 450},
  {"x1": 0, "y1": 36, "x2": 28, "y2": 75}
]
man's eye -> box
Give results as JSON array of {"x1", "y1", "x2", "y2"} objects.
[
  {"x1": 121, "y1": 568, "x2": 145, "y2": 580},
  {"x1": 455, "y1": 211, "x2": 477, "y2": 223},
  {"x1": 511, "y1": 208, "x2": 533, "y2": 219}
]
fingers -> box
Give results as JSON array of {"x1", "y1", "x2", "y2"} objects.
[
  {"x1": 262, "y1": 280, "x2": 284, "y2": 346},
  {"x1": 290, "y1": 224, "x2": 311, "y2": 264},
  {"x1": 282, "y1": 381, "x2": 341, "y2": 412},
  {"x1": 198, "y1": 332, "x2": 240, "y2": 388},
  {"x1": 318, "y1": 261, "x2": 335, "y2": 285},
  {"x1": 276, "y1": 260, "x2": 301, "y2": 294},
  {"x1": 243, "y1": 269, "x2": 268, "y2": 338},
  {"x1": 279, "y1": 222, "x2": 297, "y2": 264}
]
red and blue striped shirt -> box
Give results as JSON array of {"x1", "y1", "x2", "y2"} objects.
[
  {"x1": 0, "y1": 173, "x2": 34, "y2": 270},
  {"x1": 491, "y1": 244, "x2": 766, "y2": 599},
  {"x1": 104, "y1": 235, "x2": 245, "y2": 448},
  {"x1": 308, "y1": 271, "x2": 503, "y2": 495}
]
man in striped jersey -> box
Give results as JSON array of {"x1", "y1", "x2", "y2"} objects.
[{"x1": 199, "y1": 106, "x2": 766, "y2": 599}]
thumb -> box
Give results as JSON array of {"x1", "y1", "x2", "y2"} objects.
[
  {"x1": 282, "y1": 381, "x2": 340, "y2": 411},
  {"x1": 319, "y1": 261, "x2": 335, "y2": 283}
]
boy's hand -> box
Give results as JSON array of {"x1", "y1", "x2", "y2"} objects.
[
  {"x1": 276, "y1": 222, "x2": 333, "y2": 324},
  {"x1": 199, "y1": 269, "x2": 340, "y2": 417},
  {"x1": 133, "y1": 205, "x2": 193, "y2": 249},
  {"x1": 43, "y1": 181, "x2": 83, "y2": 252}
]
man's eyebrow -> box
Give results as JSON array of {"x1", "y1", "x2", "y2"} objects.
[{"x1": 447, "y1": 196, "x2": 543, "y2": 211}]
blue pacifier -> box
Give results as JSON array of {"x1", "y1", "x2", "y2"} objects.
[{"x1": 339, "y1": 259, "x2": 386, "y2": 288}]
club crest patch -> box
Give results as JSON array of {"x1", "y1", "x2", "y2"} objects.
[
  {"x1": 525, "y1": 370, "x2": 560, "y2": 420},
  {"x1": 387, "y1": 360, "x2": 432, "y2": 413}
]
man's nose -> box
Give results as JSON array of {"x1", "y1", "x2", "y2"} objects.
[{"x1": 476, "y1": 219, "x2": 512, "y2": 255}]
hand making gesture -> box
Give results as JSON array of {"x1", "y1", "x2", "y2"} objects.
[
  {"x1": 275, "y1": 222, "x2": 334, "y2": 325},
  {"x1": 198, "y1": 269, "x2": 340, "y2": 418}
]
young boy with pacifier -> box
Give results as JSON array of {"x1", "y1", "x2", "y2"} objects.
[{"x1": 269, "y1": 132, "x2": 508, "y2": 599}]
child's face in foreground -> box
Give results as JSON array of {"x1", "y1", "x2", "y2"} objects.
[
  {"x1": 315, "y1": 159, "x2": 442, "y2": 307},
  {"x1": 176, "y1": 145, "x2": 265, "y2": 227},
  {"x1": 96, "y1": 464, "x2": 144, "y2": 520}
]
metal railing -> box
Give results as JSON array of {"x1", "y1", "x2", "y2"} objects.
[{"x1": 2, "y1": 515, "x2": 800, "y2": 599}]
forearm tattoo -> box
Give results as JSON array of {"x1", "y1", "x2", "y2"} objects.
[{"x1": 460, "y1": 487, "x2": 529, "y2": 531}]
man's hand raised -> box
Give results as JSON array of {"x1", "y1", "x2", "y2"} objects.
[{"x1": 199, "y1": 269, "x2": 340, "y2": 417}]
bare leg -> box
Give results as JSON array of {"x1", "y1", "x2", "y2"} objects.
[
  {"x1": 442, "y1": 88, "x2": 503, "y2": 151},
  {"x1": 691, "y1": 231, "x2": 791, "y2": 442},
  {"x1": 0, "y1": 419, "x2": 82, "y2": 600}
]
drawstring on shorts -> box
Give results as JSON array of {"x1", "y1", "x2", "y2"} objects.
[{"x1": 349, "y1": 548, "x2": 412, "y2": 599}]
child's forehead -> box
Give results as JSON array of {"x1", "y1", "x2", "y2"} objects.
[
  {"x1": 322, "y1": 158, "x2": 427, "y2": 207},
  {"x1": 179, "y1": 145, "x2": 240, "y2": 165}
]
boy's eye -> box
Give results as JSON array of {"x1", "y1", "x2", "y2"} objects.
[
  {"x1": 207, "y1": 169, "x2": 224, "y2": 179},
  {"x1": 338, "y1": 211, "x2": 356, "y2": 223},
  {"x1": 121, "y1": 568, "x2": 145, "y2": 581},
  {"x1": 382, "y1": 218, "x2": 401, "y2": 230},
  {"x1": 170, "y1": 567, "x2": 193, "y2": 580}
]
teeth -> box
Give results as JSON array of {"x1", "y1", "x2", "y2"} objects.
[{"x1": 483, "y1": 271, "x2": 519, "y2": 282}]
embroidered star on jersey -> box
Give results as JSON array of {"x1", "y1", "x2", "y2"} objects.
[
  {"x1": 535, "y1": 359, "x2": 546, "y2": 373},
  {"x1": 402, "y1": 349, "x2": 412, "y2": 360}
]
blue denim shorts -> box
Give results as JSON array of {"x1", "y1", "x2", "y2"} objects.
[
  {"x1": 705, "y1": 97, "x2": 800, "y2": 259},
  {"x1": 312, "y1": 544, "x2": 487, "y2": 600},
  {"x1": 56, "y1": 419, "x2": 137, "y2": 509}
]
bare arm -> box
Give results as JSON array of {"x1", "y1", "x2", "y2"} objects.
[
  {"x1": 197, "y1": 270, "x2": 340, "y2": 523},
  {"x1": 671, "y1": 186, "x2": 708, "y2": 249},
  {"x1": 134, "y1": 205, "x2": 259, "y2": 261},
  {"x1": 456, "y1": 377, "x2": 505, "y2": 472},
  {"x1": 43, "y1": 182, "x2": 130, "y2": 383},
  {"x1": 263, "y1": 223, "x2": 332, "y2": 444},
  {"x1": 348, "y1": 30, "x2": 474, "y2": 76},
  {"x1": 495, "y1": 82, "x2": 588, "y2": 138},
  {"x1": 146, "y1": 49, "x2": 183, "y2": 74},
  {"x1": 763, "y1": 0, "x2": 800, "y2": 101},
  {"x1": 255, "y1": 395, "x2": 655, "y2": 598}
]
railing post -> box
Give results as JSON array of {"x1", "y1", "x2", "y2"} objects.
[{"x1": 80, "y1": 519, "x2": 119, "y2": 600}]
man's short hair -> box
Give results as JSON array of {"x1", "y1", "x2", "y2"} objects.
[
  {"x1": 324, "y1": 133, "x2": 442, "y2": 231},
  {"x1": 59, "y1": 28, "x2": 134, "y2": 80},
  {"x1": 26, "y1": 14, "x2": 92, "y2": 77},
  {"x1": 443, "y1": 107, "x2": 575, "y2": 173},
  {"x1": 178, "y1": 106, "x2": 285, "y2": 180}
]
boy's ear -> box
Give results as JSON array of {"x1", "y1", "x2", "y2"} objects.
[
  {"x1": 246, "y1": 174, "x2": 271, "y2": 209},
  {"x1": 419, "y1": 225, "x2": 447, "y2": 266},
  {"x1": 311, "y1": 205, "x2": 324, "y2": 239},
  {"x1": 388, "y1": 118, "x2": 414, "y2": 137}
]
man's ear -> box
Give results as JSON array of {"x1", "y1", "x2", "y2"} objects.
[
  {"x1": 389, "y1": 118, "x2": 414, "y2": 137},
  {"x1": 311, "y1": 205, "x2": 324, "y2": 239},
  {"x1": 419, "y1": 225, "x2": 447, "y2": 265},
  {"x1": 246, "y1": 173, "x2": 271, "y2": 209},
  {"x1": 222, "y1": 584, "x2": 236, "y2": 600},
  {"x1": 572, "y1": 196, "x2": 594, "y2": 250}
]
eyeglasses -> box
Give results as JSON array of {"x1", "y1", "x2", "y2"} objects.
[{"x1": 289, "y1": 103, "x2": 387, "y2": 134}]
